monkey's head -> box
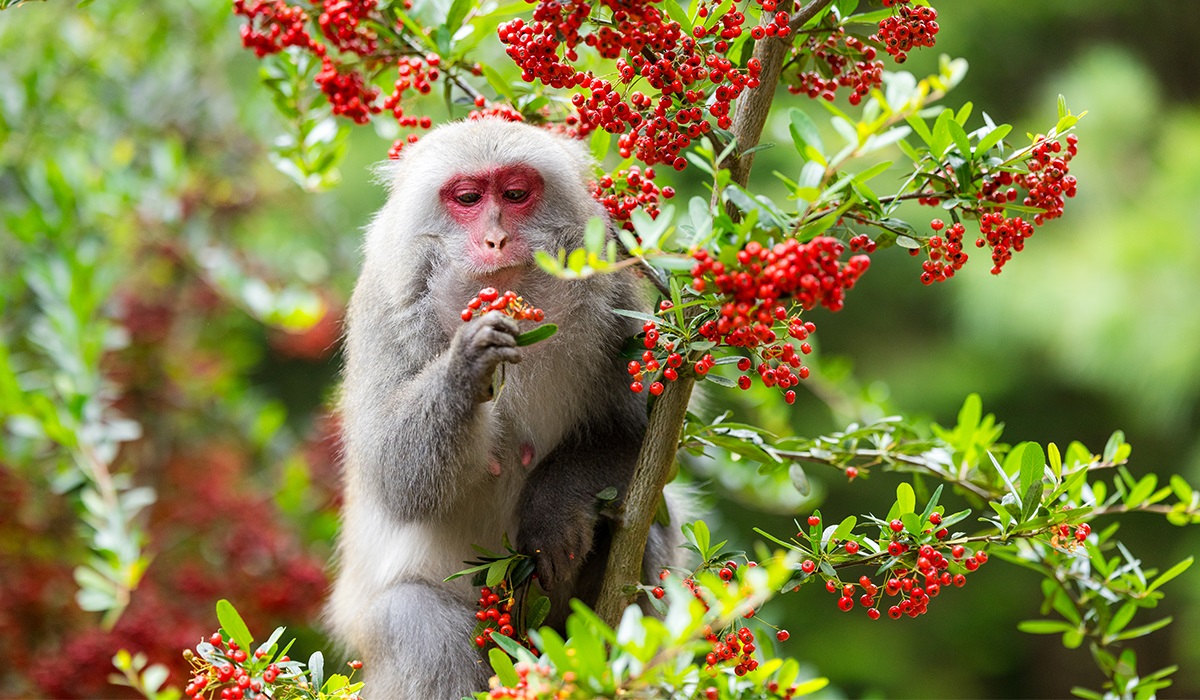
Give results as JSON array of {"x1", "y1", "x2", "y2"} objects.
[{"x1": 370, "y1": 118, "x2": 604, "y2": 288}]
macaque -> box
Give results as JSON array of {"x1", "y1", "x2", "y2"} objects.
[{"x1": 327, "y1": 119, "x2": 681, "y2": 698}]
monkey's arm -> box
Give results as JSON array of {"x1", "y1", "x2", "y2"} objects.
[
  {"x1": 342, "y1": 306, "x2": 520, "y2": 520},
  {"x1": 515, "y1": 418, "x2": 645, "y2": 591}
]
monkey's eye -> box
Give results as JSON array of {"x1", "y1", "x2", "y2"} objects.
[
  {"x1": 502, "y1": 189, "x2": 528, "y2": 203},
  {"x1": 455, "y1": 192, "x2": 482, "y2": 205}
]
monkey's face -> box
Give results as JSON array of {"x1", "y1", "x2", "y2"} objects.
[{"x1": 440, "y1": 164, "x2": 543, "y2": 278}]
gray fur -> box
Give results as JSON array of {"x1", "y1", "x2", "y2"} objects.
[{"x1": 327, "y1": 119, "x2": 684, "y2": 699}]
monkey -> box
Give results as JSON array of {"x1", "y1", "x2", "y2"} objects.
[{"x1": 326, "y1": 118, "x2": 684, "y2": 699}]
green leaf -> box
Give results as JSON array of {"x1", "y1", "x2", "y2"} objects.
[
  {"x1": 445, "y1": 0, "x2": 473, "y2": 32},
  {"x1": 947, "y1": 118, "x2": 972, "y2": 158},
  {"x1": 894, "y1": 235, "x2": 921, "y2": 249},
  {"x1": 1018, "y1": 620, "x2": 1076, "y2": 635},
  {"x1": 788, "y1": 463, "x2": 811, "y2": 497},
  {"x1": 788, "y1": 108, "x2": 823, "y2": 156},
  {"x1": 526, "y1": 593, "x2": 551, "y2": 630},
  {"x1": 589, "y1": 128, "x2": 611, "y2": 163},
  {"x1": 1048, "y1": 442, "x2": 1062, "y2": 480},
  {"x1": 1106, "y1": 601, "x2": 1138, "y2": 638},
  {"x1": 1115, "y1": 616, "x2": 1173, "y2": 641},
  {"x1": 515, "y1": 324, "x2": 557, "y2": 346},
  {"x1": 1017, "y1": 442, "x2": 1046, "y2": 501},
  {"x1": 596, "y1": 486, "x2": 619, "y2": 501},
  {"x1": 896, "y1": 482, "x2": 916, "y2": 515},
  {"x1": 584, "y1": 217, "x2": 605, "y2": 255},
  {"x1": 489, "y1": 647, "x2": 519, "y2": 687},
  {"x1": 975, "y1": 123, "x2": 1012, "y2": 155},
  {"x1": 1103, "y1": 430, "x2": 1125, "y2": 462},
  {"x1": 216, "y1": 600, "x2": 254, "y2": 653},
  {"x1": 1147, "y1": 556, "x2": 1193, "y2": 593},
  {"x1": 832, "y1": 515, "x2": 857, "y2": 544},
  {"x1": 1126, "y1": 474, "x2": 1158, "y2": 508},
  {"x1": 1169, "y1": 474, "x2": 1193, "y2": 502},
  {"x1": 486, "y1": 559, "x2": 508, "y2": 587}
]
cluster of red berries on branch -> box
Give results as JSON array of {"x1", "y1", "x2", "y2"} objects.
[
  {"x1": 315, "y1": 56, "x2": 382, "y2": 124},
  {"x1": 792, "y1": 513, "x2": 988, "y2": 620},
  {"x1": 688, "y1": 237, "x2": 870, "y2": 400},
  {"x1": 875, "y1": 0, "x2": 939, "y2": 64},
  {"x1": 461, "y1": 288, "x2": 546, "y2": 323},
  {"x1": 233, "y1": 0, "x2": 447, "y2": 154},
  {"x1": 183, "y1": 631, "x2": 362, "y2": 699},
  {"x1": 626, "y1": 306, "x2": 697, "y2": 395},
  {"x1": 317, "y1": 0, "x2": 378, "y2": 56},
  {"x1": 593, "y1": 165, "x2": 675, "y2": 230},
  {"x1": 971, "y1": 133, "x2": 1079, "y2": 274},
  {"x1": 498, "y1": 0, "x2": 778, "y2": 168},
  {"x1": 911, "y1": 133, "x2": 1079, "y2": 277},
  {"x1": 473, "y1": 585, "x2": 523, "y2": 650},
  {"x1": 917, "y1": 218, "x2": 967, "y2": 285},
  {"x1": 1051, "y1": 522, "x2": 1092, "y2": 550},
  {"x1": 233, "y1": 0, "x2": 320, "y2": 57},
  {"x1": 1013, "y1": 133, "x2": 1079, "y2": 224},
  {"x1": 786, "y1": 28, "x2": 883, "y2": 105}
]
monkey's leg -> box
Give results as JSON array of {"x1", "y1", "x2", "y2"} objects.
[
  {"x1": 362, "y1": 582, "x2": 491, "y2": 700},
  {"x1": 515, "y1": 417, "x2": 643, "y2": 595}
]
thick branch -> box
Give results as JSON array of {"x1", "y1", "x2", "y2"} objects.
[{"x1": 595, "y1": 374, "x2": 696, "y2": 623}]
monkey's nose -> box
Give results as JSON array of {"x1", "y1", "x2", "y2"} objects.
[{"x1": 484, "y1": 231, "x2": 508, "y2": 251}]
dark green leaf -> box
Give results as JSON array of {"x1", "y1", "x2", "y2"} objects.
[{"x1": 515, "y1": 324, "x2": 557, "y2": 346}]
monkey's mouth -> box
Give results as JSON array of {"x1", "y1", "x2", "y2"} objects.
[{"x1": 464, "y1": 259, "x2": 532, "y2": 287}]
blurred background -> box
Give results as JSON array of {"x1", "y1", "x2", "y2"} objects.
[{"x1": 1, "y1": 0, "x2": 1197, "y2": 697}]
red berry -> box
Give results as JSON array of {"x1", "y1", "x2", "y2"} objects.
[
  {"x1": 807, "y1": 515, "x2": 820, "y2": 527},
  {"x1": 776, "y1": 630, "x2": 789, "y2": 642},
  {"x1": 652, "y1": 586, "x2": 665, "y2": 599}
]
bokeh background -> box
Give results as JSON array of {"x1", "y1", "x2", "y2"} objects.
[{"x1": 1, "y1": 0, "x2": 1197, "y2": 697}]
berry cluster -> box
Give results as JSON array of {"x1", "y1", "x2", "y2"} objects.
[
  {"x1": 232, "y1": 0, "x2": 444, "y2": 155},
  {"x1": 786, "y1": 29, "x2": 883, "y2": 105},
  {"x1": 875, "y1": 0, "x2": 939, "y2": 64},
  {"x1": 1015, "y1": 133, "x2": 1079, "y2": 225},
  {"x1": 1051, "y1": 522, "x2": 1091, "y2": 550},
  {"x1": 791, "y1": 513, "x2": 988, "y2": 621},
  {"x1": 972, "y1": 133, "x2": 1078, "y2": 273},
  {"x1": 473, "y1": 585, "x2": 519, "y2": 649},
  {"x1": 592, "y1": 165, "x2": 675, "y2": 231},
  {"x1": 497, "y1": 0, "x2": 778, "y2": 168},
  {"x1": 626, "y1": 307, "x2": 696, "y2": 395},
  {"x1": 460, "y1": 288, "x2": 545, "y2": 323},
  {"x1": 233, "y1": 0, "x2": 319, "y2": 57},
  {"x1": 317, "y1": 0, "x2": 378, "y2": 56},
  {"x1": 183, "y1": 631, "x2": 361, "y2": 699},
  {"x1": 688, "y1": 238, "x2": 870, "y2": 399},
  {"x1": 315, "y1": 57, "x2": 381, "y2": 125},
  {"x1": 848, "y1": 233, "x2": 877, "y2": 253},
  {"x1": 918, "y1": 218, "x2": 968, "y2": 285}
]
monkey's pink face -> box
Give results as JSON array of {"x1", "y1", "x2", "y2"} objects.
[{"x1": 440, "y1": 165, "x2": 544, "y2": 275}]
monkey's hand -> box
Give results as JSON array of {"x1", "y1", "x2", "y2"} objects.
[
  {"x1": 517, "y1": 504, "x2": 595, "y2": 592},
  {"x1": 449, "y1": 310, "x2": 521, "y2": 403}
]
